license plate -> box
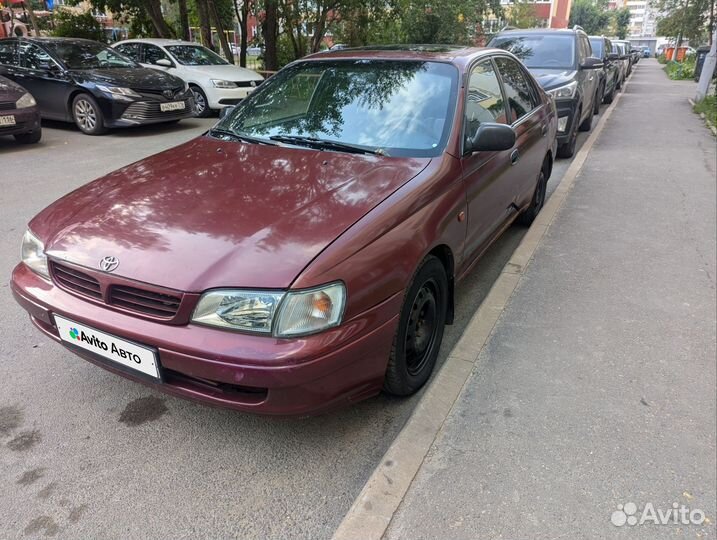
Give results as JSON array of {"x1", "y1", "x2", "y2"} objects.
[
  {"x1": 160, "y1": 101, "x2": 185, "y2": 112},
  {"x1": 0, "y1": 115, "x2": 16, "y2": 126},
  {"x1": 55, "y1": 315, "x2": 160, "y2": 379}
]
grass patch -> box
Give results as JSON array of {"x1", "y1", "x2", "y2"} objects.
[
  {"x1": 694, "y1": 95, "x2": 717, "y2": 128},
  {"x1": 664, "y1": 57, "x2": 697, "y2": 80}
]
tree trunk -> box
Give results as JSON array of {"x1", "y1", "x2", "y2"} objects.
[
  {"x1": 178, "y1": 0, "x2": 190, "y2": 41},
  {"x1": 234, "y1": 0, "x2": 250, "y2": 67},
  {"x1": 23, "y1": 0, "x2": 40, "y2": 37},
  {"x1": 196, "y1": 0, "x2": 214, "y2": 51},
  {"x1": 262, "y1": 0, "x2": 279, "y2": 71},
  {"x1": 208, "y1": 0, "x2": 235, "y2": 63},
  {"x1": 145, "y1": 0, "x2": 175, "y2": 38}
]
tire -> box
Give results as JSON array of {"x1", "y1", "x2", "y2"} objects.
[
  {"x1": 14, "y1": 128, "x2": 41, "y2": 144},
  {"x1": 383, "y1": 255, "x2": 448, "y2": 396},
  {"x1": 518, "y1": 166, "x2": 547, "y2": 226},
  {"x1": 557, "y1": 106, "x2": 580, "y2": 159},
  {"x1": 603, "y1": 83, "x2": 615, "y2": 104},
  {"x1": 190, "y1": 85, "x2": 212, "y2": 118},
  {"x1": 593, "y1": 84, "x2": 603, "y2": 115},
  {"x1": 72, "y1": 94, "x2": 106, "y2": 135},
  {"x1": 579, "y1": 101, "x2": 593, "y2": 131}
]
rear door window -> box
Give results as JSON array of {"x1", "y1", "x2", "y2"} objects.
[
  {"x1": 142, "y1": 44, "x2": 171, "y2": 65},
  {"x1": 114, "y1": 43, "x2": 141, "y2": 62},
  {"x1": 19, "y1": 42, "x2": 56, "y2": 71}
]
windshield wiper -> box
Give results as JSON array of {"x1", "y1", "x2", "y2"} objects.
[
  {"x1": 268, "y1": 135, "x2": 386, "y2": 156},
  {"x1": 208, "y1": 128, "x2": 277, "y2": 145}
]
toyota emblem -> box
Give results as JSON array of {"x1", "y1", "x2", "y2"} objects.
[
  {"x1": 99, "y1": 256, "x2": 119, "y2": 273},
  {"x1": 163, "y1": 89, "x2": 173, "y2": 99}
]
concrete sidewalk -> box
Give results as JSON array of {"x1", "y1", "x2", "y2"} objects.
[{"x1": 385, "y1": 59, "x2": 717, "y2": 539}]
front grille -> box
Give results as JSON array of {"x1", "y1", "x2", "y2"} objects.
[
  {"x1": 234, "y1": 80, "x2": 261, "y2": 88},
  {"x1": 0, "y1": 101, "x2": 16, "y2": 111},
  {"x1": 134, "y1": 86, "x2": 185, "y2": 97},
  {"x1": 121, "y1": 100, "x2": 192, "y2": 121},
  {"x1": 51, "y1": 262, "x2": 102, "y2": 299},
  {"x1": 109, "y1": 285, "x2": 181, "y2": 318}
]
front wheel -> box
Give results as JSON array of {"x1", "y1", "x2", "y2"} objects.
[
  {"x1": 557, "y1": 107, "x2": 580, "y2": 158},
  {"x1": 72, "y1": 94, "x2": 106, "y2": 135},
  {"x1": 190, "y1": 86, "x2": 212, "y2": 118},
  {"x1": 579, "y1": 102, "x2": 594, "y2": 131},
  {"x1": 384, "y1": 256, "x2": 448, "y2": 396}
]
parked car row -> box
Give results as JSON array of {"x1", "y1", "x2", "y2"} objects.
[
  {"x1": 487, "y1": 26, "x2": 633, "y2": 158},
  {"x1": 10, "y1": 32, "x2": 638, "y2": 415},
  {"x1": 0, "y1": 36, "x2": 264, "y2": 143}
]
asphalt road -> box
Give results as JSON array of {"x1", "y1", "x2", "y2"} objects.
[{"x1": 0, "y1": 112, "x2": 590, "y2": 539}]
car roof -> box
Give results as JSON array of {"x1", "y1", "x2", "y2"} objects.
[
  {"x1": 494, "y1": 28, "x2": 582, "y2": 36},
  {"x1": 13, "y1": 37, "x2": 105, "y2": 46},
  {"x1": 116, "y1": 38, "x2": 200, "y2": 47},
  {"x1": 302, "y1": 45, "x2": 509, "y2": 68}
]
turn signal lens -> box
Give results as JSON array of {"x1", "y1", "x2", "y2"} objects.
[{"x1": 274, "y1": 283, "x2": 346, "y2": 337}]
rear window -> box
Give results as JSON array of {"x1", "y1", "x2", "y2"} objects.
[{"x1": 490, "y1": 34, "x2": 576, "y2": 70}]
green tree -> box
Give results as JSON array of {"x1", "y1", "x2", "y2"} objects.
[
  {"x1": 52, "y1": 9, "x2": 105, "y2": 41},
  {"x1": 67, "y1": 0, "x2": 175, "y2": 37},
  {"x1": 568, "y1": 0, "x2": 610, "y2": 34},
  {"x1": 656, "y1": 0, "x2": 711, "y2": 45},
  {"x1": 507, "y1": 0, "x2": 541, "y2": 29},
  {"x1": 614, "y1": 7, "x2": 631, "y2": 39}
]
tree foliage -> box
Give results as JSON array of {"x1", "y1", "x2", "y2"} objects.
[
  {"x1": 656, "y1": 0, "x2": 712, "y2": 44},
  {"x1": 614, "y1": 7, "x2": 631, "y2": 39},
  {"x1": 52, "y1": 9, "x2": 106, "y2": 41},
  {"x1": 568, "y1": 0, "x2": 610, "y2": 34}
]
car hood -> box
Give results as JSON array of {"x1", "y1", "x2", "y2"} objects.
[
  {"x1": 529, "y1": 69, "x2": 577, "y2": 91},
  {"x1": 182, "y1": 64, "x2": 263, "y2": 81},
  {"x1": 31, "y1": 137, "x2": 430, "y2": 291},
  {"x1": 70, "y1": 67, "x2": 184, "y2": 89},
  {"x1": 0, "y1": 74, "x2": 27, "y2": 100}
]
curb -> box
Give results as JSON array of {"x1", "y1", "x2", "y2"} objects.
[{"x1": 331, "y1": 79, "x2": 631, "y2": 540}]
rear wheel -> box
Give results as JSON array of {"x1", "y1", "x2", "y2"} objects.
[
  {"x1": 14, "y1": 127, "x2": 41, "y2": 144},
  {"x1": 190, "y1": 85, "x2": 212, "y2": 118},
  {"x1": 384, "y1": 256, "x2": 448, "y2": 396},
  {"x1": 593, "y1": 84, "x2": 603, "y2": 115},
  {"x1": 72, "y1": 94, "x2": 106, "y2": 135},
  {"x1": 518, "y1": 166, "x2": 547, "y2": 226},
  {"x1": 603, "y1": 82, "x2": 615, "y2": 104}
]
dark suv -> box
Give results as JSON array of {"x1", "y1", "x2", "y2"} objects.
[
  {"x1": 589, "y1": 35, "x2": 620, "y2": 104},
  {"x1": 489, "y1": 26, "x2": 602, "y2": 158}
]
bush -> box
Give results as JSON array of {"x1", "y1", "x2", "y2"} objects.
[
  {"x1": 52, "y1": 10, "x2": 105, "y2": 42},
  {"x1": 664, "y1": 57, "x2": 696, "y2": 80},
  {"x1": 694, "y1": 95, "x2": 717, "y2": 128},
  {"x1": 657, "y1": 53, "x2": 667, "y2": 64}
]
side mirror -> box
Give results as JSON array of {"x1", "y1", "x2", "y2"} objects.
[
  {"x1": 581, "y1": 57, "x2": 603, "y2": 70},
  {"x1": 218, "y1": 105, "x2": 235, "y2": 119},
  {"x1": 155, "y1": 58, "x2": 173, "y2": 67},
  {"x1": 608, "y1": 53, "x2": 619, "y2": 61},
  {"x1": 467, "y1": 123, "x2": 516, "y2": 153}
]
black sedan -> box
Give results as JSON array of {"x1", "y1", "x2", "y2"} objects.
[{"x1": 0, "y1": 37, "x2": 195, "y2": 135}]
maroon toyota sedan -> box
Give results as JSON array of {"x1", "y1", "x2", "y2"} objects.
[{"x1": 11, "y1": 46, "x2": 556, "y2": 415}]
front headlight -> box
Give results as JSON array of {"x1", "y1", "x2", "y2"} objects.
[
  {"x1": 547, "y1": 81, "x2": 578, "y2": 100},
  {"x1": 15, "y1": 92, "x2": 37, "y2": 109},
  {"x1": 191, "y1": 282, "x2": 346, "y2": 337},
  {"x1": 96, "y1": 85, "x2": 141, "y2": 100},
  {"x1": 212, "y1": 79, "x2": 238, "y2": 88},
  {"x1": 21, "y1": 230, "x2": 49, "y2": 278}
]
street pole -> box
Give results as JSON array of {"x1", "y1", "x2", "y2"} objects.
[{"x1": 696, "y1": 29, "x2": 717, "y2": 101}]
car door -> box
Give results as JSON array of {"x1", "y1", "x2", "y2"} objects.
[
  {"x1": 460, "y1": 58, "x2": 517, "y2": 258},
  {"x1": 578, "y1": 35, "x2": 598, "y2": 121},
  {"x1": 604, "y1": 38, "x2": 618, "y2": 90},
  {"x1": 493, "y1": 56, "x2": 546, "y2": 206},
  {"x1": 15, "y1": 41, "x2": 73, "y2": 120}
]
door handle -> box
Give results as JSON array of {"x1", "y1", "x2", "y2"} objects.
[{"x1": 510, "y1": 149, "x2": 520, "y2": 165}]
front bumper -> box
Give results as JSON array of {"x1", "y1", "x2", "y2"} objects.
[
  {"x1": 0, "y1": 106, "x2": 41, "y2": 137},
  {"x1": 554, "y1": 98, "x2": 579, "y2": 145},
  {"x1": 11, "y1": 263, "x2": 400, "y2": 416},
  {"x1": 96, "y1": 92, "x2": 196, "y2": 128},
  {"x1": 205, "y1": 85, "x2": 259, "y2": 109}
]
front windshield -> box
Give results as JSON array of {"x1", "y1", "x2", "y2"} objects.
[
  {"x1": 589, "y1": 39, "x2": 603, "y2": 57},
  {"x1": 166, "y1": 45, "x2": 228, "y2": 66},
  {"x1": 44, "y1": 41, "x2": 136, "y2": 69},
  {"x1": 490, "y1": 35, "x2": 576, "y2": 70},
  {"x1": 216, "y1": 60, "x2": 459, "y2": 157}
]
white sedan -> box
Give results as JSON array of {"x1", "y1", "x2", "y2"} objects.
[{"x1": 112, "y1": 38, "x2": 264, "y2": 117}]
